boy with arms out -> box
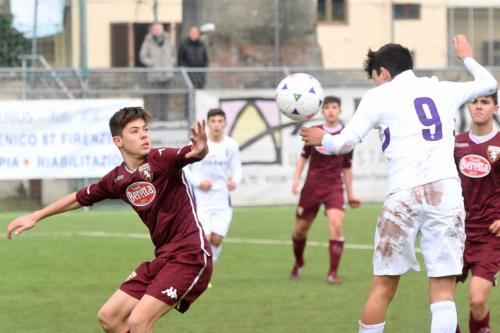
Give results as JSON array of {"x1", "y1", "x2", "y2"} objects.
[
  {"x1": 290, "y1": 96, "x2": 361, "y2": 284},
  {"x1": 454, "y1": 92, "x2": 500, "y2": 333},
  {"x1": 300, "y1": 35, "x2": 497, "y2": 332},
  {"x1": 6, "y1": 107, "x2": 212, "y2": 333},
  {"x1": 184, "y1": 108, "x2": 242, "y2": 264}
]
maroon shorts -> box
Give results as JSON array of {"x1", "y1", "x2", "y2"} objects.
[
  {"x1": 296, "y1": 181, "x2": 344, "y2": 221},
  {"x1": 120, "y1": 250, "x2": 212, "y2": 313},
  {"x1": 457, "y1": 235, "x2": 500, "y2": 285}
]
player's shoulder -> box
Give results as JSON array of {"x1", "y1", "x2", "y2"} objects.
[
  {"x1": 224, "y1": 135, "x2": 240, "y2": 148},
  {"x1": 455, "y1": 131, "x2": 470, "y2": 143}
]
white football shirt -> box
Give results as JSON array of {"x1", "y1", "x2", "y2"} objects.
[
  {"x1": 322, "y1": 57, "x2": 497, "y2": 194},
  {"x1": 183, "y1": 135, "x2": 242, "y2": 208}
]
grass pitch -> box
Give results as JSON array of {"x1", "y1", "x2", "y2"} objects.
[{"x1": 0, "y1": 204, "x2": 497, "y2": 332}]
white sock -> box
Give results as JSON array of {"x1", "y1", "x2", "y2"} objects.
[
  {"x1": 359, "y1": 321, "x2": 385, "y2": 333},
  {"x1": 211, "y1": 244, "x2": 223, "y2": 262},
  {"x1": 430, "y1": 301, "x2": 457, "y2": 333}
]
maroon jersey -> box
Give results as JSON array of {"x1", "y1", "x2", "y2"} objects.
[
  {"x1": 76, "y1": 146, "x2": 210, "y2": 257},
  {"x1": 301, "y1": 124, "x2": 353, "y2": 186},
  {"x1": 454, "y1": 131, "x2": 500, "y2": 239}
]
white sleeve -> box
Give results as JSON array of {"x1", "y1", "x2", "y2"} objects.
[
  {"x1": 448, "y1": 58, "x2": 498, "y2": 106},
  {"x1": 182, "y1": 164, "x2": 202, "y2": 188},
  {"x1": 228, "y1": 141, "x2": 243, "y2": 186},
  {"x1": 321, "y1": 93, "x2": 377, "y2": 154}
]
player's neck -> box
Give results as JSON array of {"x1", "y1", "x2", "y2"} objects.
[
  {"x1": 471, "y1": 123, "x2": 494, "y2": 137},
  {"x1": 324, "y1": 120, "x2": 339, "y2": 129},
  {"x1": 122, "y1": 154, "x2": 147, "y2": 171},
  {"x1": 209, "y1": 133, "x2": 224, "y2": 142}
]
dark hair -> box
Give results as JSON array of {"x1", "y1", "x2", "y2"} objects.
[
  {"x1": 207, "y1": 108, "x2": 226, "y2": 120},
  {"x1": 323, "y1": 95, "x2": 341, "y2": 108},
  {"x1": 490, "y1": 91, "x2": 498, "y2": 105},
  {"x1": 109, "y1": 107, "x2": 151, "y2": 136},
  {"x1": 363, "y1": 43, "x2": 413, "y2": 79}
]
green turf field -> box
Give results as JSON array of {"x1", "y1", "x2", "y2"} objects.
[{"x1": 0, "y1": 204, "x2": 497, "y2": 332}]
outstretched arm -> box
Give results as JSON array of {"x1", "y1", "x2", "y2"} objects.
[
  {"x1": 6, "y1": 192, "x2": 82, "y2": 239},
  {"x1": 186, "y1": 120, "x2": 208, "y2": 160}
]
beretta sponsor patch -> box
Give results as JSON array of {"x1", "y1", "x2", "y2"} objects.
[
  {"x1": 126, "y1": 182, "x2": 156, "y2": 206},
  {"x1": 459, "y1": 154, "x2": 491, "y2": 178}
]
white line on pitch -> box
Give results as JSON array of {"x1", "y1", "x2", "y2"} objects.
[{"x1": 9, "y1": 230, "x2": 422, "y2": 253}]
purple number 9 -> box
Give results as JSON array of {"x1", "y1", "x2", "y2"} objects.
[{"x1": 414, "y1": 97, "x2": 442, "y2": 141}]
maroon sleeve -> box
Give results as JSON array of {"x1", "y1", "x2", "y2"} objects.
[
  {"x1": 152, "y1": 146, "x2": 202, "y2": 172},
  {"x1": 343, "y1": 150, "x2": 353, "y2": 168},
  {"x1": 76, "y1": 171, "x2": 116, "y2": 206},
  {"x1": 301, "y1": 144, "x2": 312, "y2": 159}
]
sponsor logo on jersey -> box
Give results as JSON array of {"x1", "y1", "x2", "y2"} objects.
[
  {"x1": 126, "y1": 182, "x2": 156, "y2": 206},
  {"x1": 161, "y1": 286, "x2": 178, "y2": 299},
  {"x1": 314, "y1": 146, "x2": 334, "y2": 156},
  {"x1": 459, "y1": 154, "x2": 491, "y2": 178},
  {"x1": 138, "y1": 163, "x2": 153, "y2": 181},
  {"x1": 487, "y1": 145, "x2": 500, "y2": 163},
  {"x1": 454, "y1": 142, "x2": 469, "y2": 148},
  {"x1": 113, "y1": 174, "x2": 124, "y2": 183}
]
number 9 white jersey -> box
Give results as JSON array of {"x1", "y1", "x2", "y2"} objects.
[{"x1": 334, "y1": 58, "x2": 497, "y2": 194}]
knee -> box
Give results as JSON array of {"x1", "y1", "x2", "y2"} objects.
[
  {"x1": 97, "y1": 307, "x2": 120, "y2": 331},
  {"x1": 469, "y1": 294, "x2": 487, "y2": 312},
  {"x1": 372, "y1": 285, "x2": 397, "y2": 304},
  {"x1": 127, "y1": 313, "x2": 152, "y2": 332}
]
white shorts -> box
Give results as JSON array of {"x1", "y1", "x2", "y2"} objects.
[
  {"x1": 196, "y1": 207, "x2": 233, "y2": 238},
  {"x1": 373, "y1": 178, "x2": 465, "y2": 277}
]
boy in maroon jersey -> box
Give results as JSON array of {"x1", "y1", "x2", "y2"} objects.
[
  {"x1": 290, "y1": 96, "x2": 361, "y2": 284},
  {"x1": 6, "y1": 107, "x2": 212, "y2": 333},
  {"x1": 454, "y1": 92, "x2": 500, "y2": 333}
]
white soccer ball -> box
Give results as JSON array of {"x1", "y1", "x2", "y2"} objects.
[{"x1": 275, "y1": 73, "x2": 324, "y2": 121}]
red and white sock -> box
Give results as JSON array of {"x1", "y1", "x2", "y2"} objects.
[
  {"x1": 329, "y1": 239, "x2": 344, "y2": 275},
  {"x1": 469, "y1": 311, "x2": 490, "y2": 333},
  {"x1": 292, "y1": 237, "x2": 306, "y2": 265}
]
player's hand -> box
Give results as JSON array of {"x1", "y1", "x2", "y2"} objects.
[
  {"x1": 489, "y1": 220, "x2": 500, "y2": 237},
  {"x1": 299, "y1": 127, "x2": 325, "y2": 146},
  {"x1": 291, "y1": 178, "x2": 300, "y2": 195},
  {"x1": 6, "y1": 214, "x2": 38, "y2": 239},
  {"x1": 453, "y1": 34, "x2": 473, "y2": 61},
  {"x1": 186, "y1": 120, "x2": 208, "y2": 159},
  {"x1": 348, "y1": 197, "x2": 361, "y2": 208},
  {"x1": 199, "y1": 179, "x2": 212, "y2": 191},
  {"x1": 227, "y1": 180, "x2": 237, "y2": 191}
]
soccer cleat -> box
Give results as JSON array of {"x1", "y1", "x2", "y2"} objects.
[
  {"x1": 207, "y1": 282, "x2": 214, "y2": 289},
  {"x1": 289, "y1": 261, "x2": 304, "y2": 280},
  {"x1": 327, "y1": 272, "x2": 342, "y2": 284}
]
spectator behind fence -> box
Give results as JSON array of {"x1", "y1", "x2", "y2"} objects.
[
  {"x1": 177, "y1": 26, "x2": 209, "y2": 89},
  {"x1": 139, "y1": 23, "x2": 175, "y2": 121}
]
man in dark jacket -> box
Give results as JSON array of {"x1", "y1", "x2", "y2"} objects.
[{"x1": 178, "y1": 26, "x2": 209, "y2": 89}]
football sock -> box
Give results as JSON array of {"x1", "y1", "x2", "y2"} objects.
[
  {"x1": 292, "y1": 237, "x2": 306, "y2": 265},
  {"x1": 430, "y1": 301, "x2": 457, "y2": 333},
  {"x1": 329, "y1": 239, "x2": 344, "y2": 274},
  {"x1": 469, "y1": 311, "x2": 490, "y2": 333},
  {"x1": 358, "y1": 321, "x2": 385, "y2": 333},
  {"x1": 456, "y1": 325, "x2": 461, "y2": 333},
  {"x1": 211, "y1": 244, "x2": 223, "y2": 262}
]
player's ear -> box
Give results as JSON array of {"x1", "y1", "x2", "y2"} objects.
[
  {"x1": 113, "y1": 135, "x2": 123, "y2": 148},
  {"x1": 380, "y1": 67, "x2": 392, "y2": 82}
]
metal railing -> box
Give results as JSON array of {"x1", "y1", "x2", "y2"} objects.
[{"x1": 2, "y1": 64, "x2": 500, "y2": 124}]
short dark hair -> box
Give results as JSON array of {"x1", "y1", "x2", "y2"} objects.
[
  {"x1": 473, "y1": 92, "x2": 498, "y2": 105},
  {"x1": 207, "y1": 108, "x2": 226, "y2": 120},
  {"x1": 109, "y1": 107, "x2": 151, "y2": 136},
  {"x1": 363, "y1": 43, "x2": 413, "y2": 79},
  {"x1": 323, "y1": 96, "x2": 341, "y2": 108}
]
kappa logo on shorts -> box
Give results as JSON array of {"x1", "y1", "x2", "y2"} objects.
[
  {"x1": 126, "y1": 271, "x2": 137, "y2": 281},
  {"x1": 459, "y1": 154, "x2": 491, "y2": 178},
  {"x1": 126, "y1": 182, "x2": 156, "y2": 207},
  {"x1": 487, "y1": 145, "x2": 500, "y2": 164},
  {"x1": 138, "y1": 163, "x2": 153, "y2": 181},
  {"x1": 161, "y1": 287, "x2": 178, "y2": 299}
]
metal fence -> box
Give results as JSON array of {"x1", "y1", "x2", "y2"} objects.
[{"x1": 2, "y1": 64, "x2": 500, "y2": 124}]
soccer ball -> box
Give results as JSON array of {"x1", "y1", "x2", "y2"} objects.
[{"x1": 275, "y1": 73, "x2": 324, "y2": 121}]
